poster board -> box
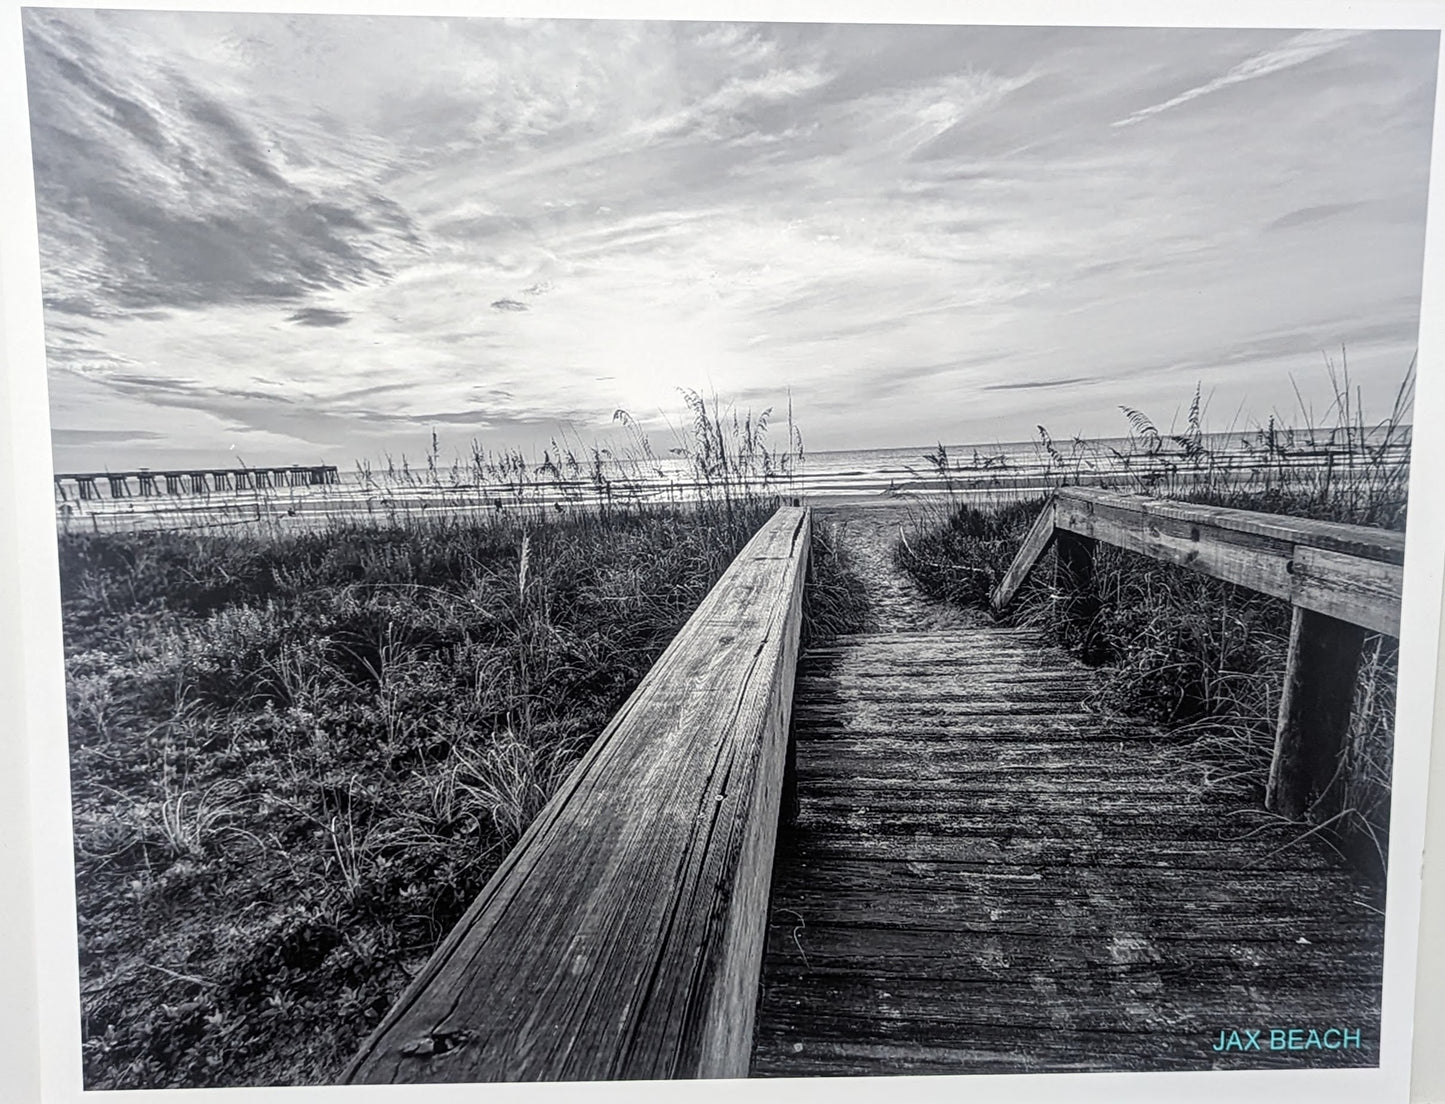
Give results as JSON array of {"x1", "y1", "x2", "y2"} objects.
[{"x1": 4, "y1": 2, "x2": 1445, "y2": 1101}]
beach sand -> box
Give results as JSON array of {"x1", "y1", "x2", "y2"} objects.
[{"x1": 810, "y1": 501, "x2": 985, "y2": 632}]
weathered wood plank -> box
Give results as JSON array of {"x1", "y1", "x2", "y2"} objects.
[
  {"x1": 753, "y1": 1039, "x2": 1378, "y2": 1076},
  {"x1": 759, "y1": 907, "x2": 1384, "y2": 944},
  {"x1": 778, "y1": 832, "x2": 1344, "y2": 871},
  {"x1": 806, "y1": 771, "x2": 1188, "y2": 801},
  {"x1": 994, "y1": 489, "x2": 1403, "y2": 638},
  {"x1": 803, "y1": 664, "x2": 1092, "y2": 681},
  {"x1": 989, "y1": 496, "x2": 1056, "y2": 611},
  {"x1": 753, "y1": 624, "x2": 1384, "y2": 1076},
  {"x1": 787, "y1": 713, "x2": 1157, "y2": 739},
  {"x1": 1053, "y1": 490, "x2": 1402, "y2": 634},
  {"x1": 1055, "y1": 494, "x2": 1297, "y2": 599},
  {"x1": 806, "y1": 628, "x2": 1043, "y2": 649},
  {"x1": 1061, "y1": 487, "x2": 1404, "y2": 564},
  {"x1": 1267, "y1": 607, "x2": 1369, "y2": 819},
  {"x1": 346, "y1": 506, "x2": 810, "y2": 1084},
  {"x1": 752, "y1": 1032, "x2": 1377, "y2": 1076},
  {"x1": 761, "y1": 924, "x2": 1383, "y2": 975},
  {"x1": 1291, "y1": 545, "x2": 1402, "y2": 636},
  {"x1": 798, "y1": 674, "x2": 1097, "y2": 697},
  {"x1": 786, "y1": 820, "x2": 1325, "y2": 856},
  {"x1": 758, "y1": 976, "x2": 1375, "y2": 1033},
  {"x1": 794, "y1": 766, "x2": 1212, "y2": 792},
  {"x1": 765, "y1": 857, "x2": 1372, "y2": 907}
]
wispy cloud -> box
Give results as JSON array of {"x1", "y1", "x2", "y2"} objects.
[
  {"x1": 1266, "y1": 201, "x2": 1367, "y2": 232},
  {"x1": 1114, "y1": 29, "x2": 1367, "y2": 127},
  {"x1": 287, "y1": 307, "x2": 350, "y2": 326},
  {"x1": 981, "y1": 377, "x2": 1096, "y2": 392}
]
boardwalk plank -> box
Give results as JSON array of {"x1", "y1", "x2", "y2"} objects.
[
  {"x1": 777, "y1": 834, "x2": 1344, "y2": 871},
  {"x1": 751, "y1": 626, "x2": 1383, "y2": 1076}
]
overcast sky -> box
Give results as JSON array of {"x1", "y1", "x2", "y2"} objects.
[{"x1": 22, "y1": 12, "x2": 1439, "y2": 470}]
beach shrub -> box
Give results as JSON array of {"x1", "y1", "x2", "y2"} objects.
[{"x1": 802, "y1": 518, "x2": 874, "y2": 642}]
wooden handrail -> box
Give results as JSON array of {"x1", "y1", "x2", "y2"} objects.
[
  {"x1": 992, "y1": 488, "x2": 1402, "y2": 635},
  {"x1": 344, "y1": 505, "x2": 811, "y2": 1084},
  {"x1": 991, "y1": 488, "x2": 1402, "y2": 820}
]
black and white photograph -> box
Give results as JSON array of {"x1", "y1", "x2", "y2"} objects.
[{"x1": 5, "y1": 4, "x2": 1445, "y2": 1100}]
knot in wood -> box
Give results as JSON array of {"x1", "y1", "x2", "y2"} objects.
[{"x1": 399, "y1": 1029, "x2": 476, "y2": 1059}]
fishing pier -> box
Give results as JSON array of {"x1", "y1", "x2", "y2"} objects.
[{"x1": 53, "y1": 465, "x2": 340, "y2": 501}]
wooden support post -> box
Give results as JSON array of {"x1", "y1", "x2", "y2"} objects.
[
  {"x1": 138, "y1": 473, "x2": 157, "y2": 496},
  {"x1": 1266, "y1": 606, "x2": 1368, "y2": 820},
  {"x1": 165, "y1": 474, "x2": 183, "y2": 494},
  {"x1": 990, "y1": 498, "x2": 1057, "y2": 612},
  {"x1": 1055, "y1": 529, "x2": 1095, "y2": 591},
  {"x1": 1054, "y1": 530, "x2": 1100, "y2": 654}
]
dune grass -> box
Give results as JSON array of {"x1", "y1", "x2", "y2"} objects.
[
  {"x1": 896, "y1": 359, "x2": 1411, "y2": 881},
  {"x1": 60, "y1": 398, "x2": 810, "y2": 1089},
  {"x1": 801, "y1": 517, "x2": 875, "y2": 643}
]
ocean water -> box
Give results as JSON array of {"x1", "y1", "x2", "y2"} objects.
[{"x1": 53, "y1": 426, "x2": 1412, "y2": 533}]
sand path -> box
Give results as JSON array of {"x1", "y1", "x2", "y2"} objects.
[{"x1": 810, "y1": 502, "x2": 985, "y2": 633}]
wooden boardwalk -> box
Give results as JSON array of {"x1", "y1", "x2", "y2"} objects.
[
  {"x1": 751, "y1": 625, "x2": 1384, "y2": 1075},
  {"x1": 343, "y1": 499, "x2": 1396, "y2": 1083}
]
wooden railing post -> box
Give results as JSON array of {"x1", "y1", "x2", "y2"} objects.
[
  {"x1": 1266, "y1": 606, "x2": 1368, "y2": 819},
  {"x1": 990, "y1": 497, "x2": 1057, "y2": 613},
  {"x1": 1054, "y1": 529, "x2": 1100, "y2": 653}
]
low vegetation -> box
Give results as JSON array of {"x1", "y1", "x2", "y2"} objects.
[
  {"x1": 62, "y1": 400, "x2": 802, "y2": 1089},
  {"x1": 897, "y1": 358, "x2": 1412, "y2": 880},
  {"x1": 802, "y1": 518, "x2": 875, "y2": 642}
]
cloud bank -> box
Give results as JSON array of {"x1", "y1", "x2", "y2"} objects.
[{"x1": 22, "y1": 14, "x2": 1438, "y2": 469}]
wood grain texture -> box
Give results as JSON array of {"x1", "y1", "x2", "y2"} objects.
[
  {"x1": 752, "y1": 626, "x2": 1383, "y2": 1076},
  {"x1": 1267, "y1": 607, "x2": 1369, "y2": 820},
  {"x1": 345, "y1": 506, "x2": 810, "y2": 1084},
  {"x1": 1291, "y1": 545, "x2": 1403, "y2": 637},
  {"x1": 989, "y1": 497, "x2": 1056, "y2": 611},
  {"x1": 1056, "y1": 494, "x2": 1298, "y2": 598},
  {"x1": 1060, "y1": 488, "x2": 1404, "y2": 564},
  {"x1": 987, "y1": 488, "x2": 1404, "y2": 636}
]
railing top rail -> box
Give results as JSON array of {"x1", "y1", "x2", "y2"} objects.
[
  {"x1": 994, "y1": 490, "x2": 1402, "y2": 636},
  {"x1": 1058, "y1": 487, "x2": 1404, "y2": 565},
  {"x1": 345, "y1": 504, "x2": 811, "y2": 1085}
]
